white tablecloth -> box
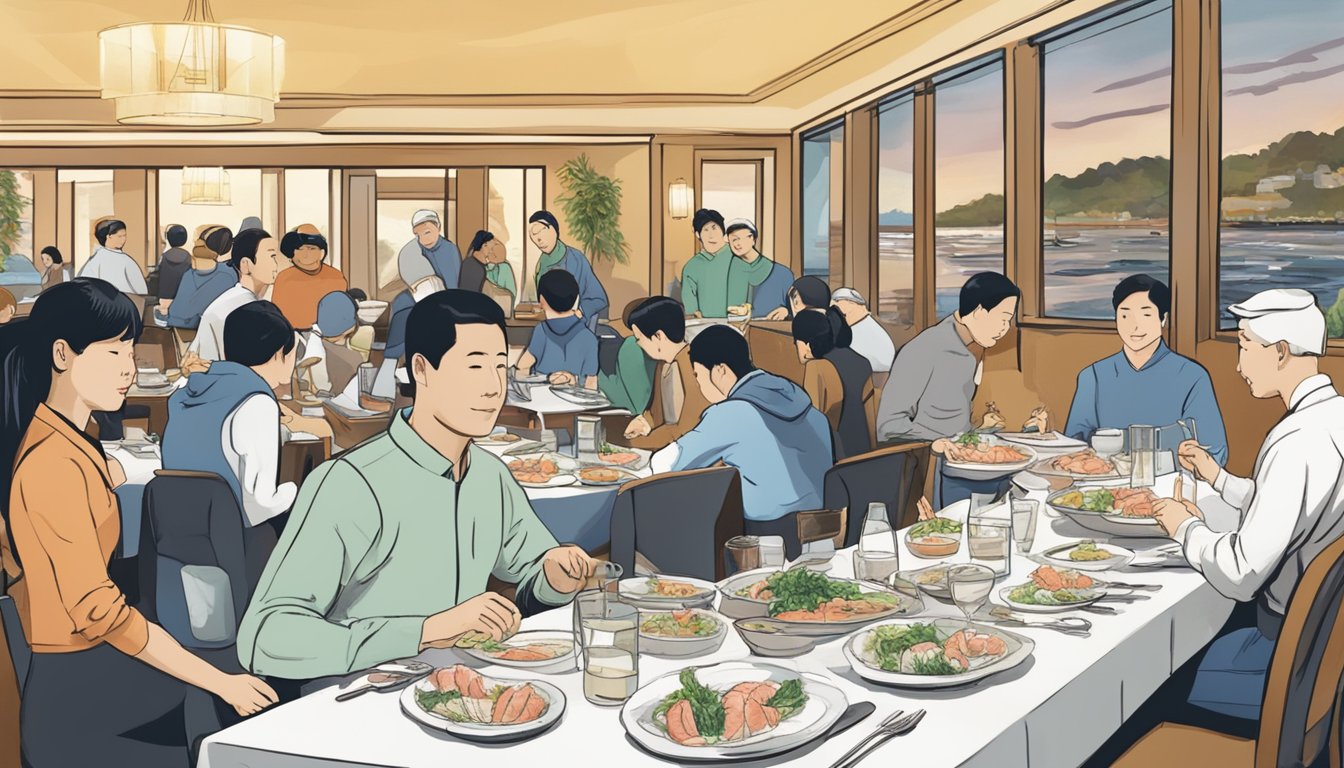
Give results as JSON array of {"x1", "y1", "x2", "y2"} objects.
[{"x1": 198, "y1": 472, "x2": 1236, "y2": 768}]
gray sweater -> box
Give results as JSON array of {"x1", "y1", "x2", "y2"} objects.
[{"x1": 876, "y1": 315, "x2": 980, "y2": 442}]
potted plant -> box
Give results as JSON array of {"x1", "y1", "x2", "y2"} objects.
[{"x1": 555, "y1": 154, "x2": 630, "y2": 265}]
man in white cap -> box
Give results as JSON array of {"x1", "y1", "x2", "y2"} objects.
[
  {"x1": 1153, "y1": 288, "x2": 1344, "y2": 724},
  {"x1": 397, "y1": 209, "x2": 461, "y2": 294},
  {"x1": 831, "y1": 287, "x2": 896, "y2": 379},
  {"x1": 724, "y1": 218, "x2": 793, "y2": 319}
]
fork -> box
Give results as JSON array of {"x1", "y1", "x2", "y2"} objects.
[
  {"x1": 830, "y1": 709, "x2": 927, "y2": 768},
  {"x1": 826, "y1": 709, "x2": 905, "y2": 768}
]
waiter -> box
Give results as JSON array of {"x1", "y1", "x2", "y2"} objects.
[{"x1": 1153, "y1": 288, "x2": 1344, "y2": 723}]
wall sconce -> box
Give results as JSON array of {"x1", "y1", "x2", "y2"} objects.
[
  {"x1": 668, "y1": 178, "x2": 693, "y2": 220},
  {"x1": 181, "y1": 166, "x2": 231, "y2": 205}
]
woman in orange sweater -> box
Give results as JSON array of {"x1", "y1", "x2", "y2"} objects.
[
  {"x1": 793, "y1": 306, "x2": 878, "y2": 461},
  {"x1": 0, "y1": 279, "x2": 277, "y2": 767}
]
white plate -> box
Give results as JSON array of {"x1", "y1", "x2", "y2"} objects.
[
  {"x1": 517, "y1": 474, "x2": 577, "y2": 489},
  {"x1": 843, "y1": 618, "x2": 1033, "y2": 689},
  {"x1": 576, "y1": 466, "x2": 641, "y2": 487},
  {"x1": 637, "y1": 609, "x2": 728, "y2": 658},
  {"x1": 716, "y1": 568, "x2": 920, "y2": 634},
  {"x1": 1040, "y1": 541, "x2": 1136, "y2": 571},
  {"x1": 1047, "y1": 485, "x2": 1165, "y2": 538},
  {"x1": 400, "y1": 673, "x2": 565, "y2": 743},
  {"x1": 997, "y1": 431, "x2": 1088, "y2": 450},
  {"x1": 941, "y1": 440, "x2": 1037, "y2": 480},
  {"x1": 998, "y1": 578, "x2": 1108, "y2": 613},
  {"x1": 619, "y1": 575, "x2": 718, "y2": 609},
  {"x1": 1029, "y1": 452, "x2": 1123, "y2": 480},
  {"x1": 458, "y1": 630, "x2": 578, "y2": 672},
  {"x1": 551, "y1": 387, "x2": 611, "y2": 408},
  {"x1": 621, "y1": 661, "x2": 847, "y2": 762}
]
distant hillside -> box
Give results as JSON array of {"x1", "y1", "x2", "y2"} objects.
[
  {"x1": 936, "y1": 194, "x2": 1005, "y2": 227},
  {"x1": 1045, "y1": 155, "x2": 1171, "y2": 220},
  {"x1": 879, "y1": 209, "x2": 914, "y2": 227}
]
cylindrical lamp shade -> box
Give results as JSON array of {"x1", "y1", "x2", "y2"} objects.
[
  {"x1": 668, "y1": 178, "x2": 694, "y2": 220},
  {"x1": 99, "y1": 22, "x2": 284, "y2": 126},
  {"x1": 181, "y1": 167, "x2": 232, "y2": 205}
]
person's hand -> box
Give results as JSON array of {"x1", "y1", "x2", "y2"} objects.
[
  {"x1": 212, "y1": 673, "x2": 279, "y2": 717},
  {"x1": 420, "y1": 592, "x2": 522, "y2": 649},
  {"x1": 931, "y1": 438, "x2": 953, "y2": 456},
  {"x1": 548, "y1": 371, "x2": 576, "y2": 386},
  {"x1": 180, "y1": 351, "x2": 210, "y2": 376},
  {"x1": 980, "y1": 410, "x2": 1006, "y2": 430},
  {"x1": 1022, "y1": 406, "x2": 1050, "y2": 434},
  {"x1": 1176, "y1": 439, "x2": 1219, "y2": 484},
  {"x1": 1152, "y1": 488, "x2": 1203, "y2": 538},
  {"x1": 765, "y1": 307, "x2": 789, "y2": 321},
  {"x1": 917, "y1": 497, "x2": 936, "y2": 521},
  {"x1": 624, "y1": 415, "x2": 652, "y2": 439},
  {"x1": 543, "y1": 545, "x2": 596, "y2": 594},
  {"x1": 106, "y1": 456, "x2": 127, "y2": 489}
]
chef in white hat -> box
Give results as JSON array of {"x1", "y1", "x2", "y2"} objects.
[
  {"x1": 396, "y1": 208, "x2": 461, "y2": 299},
  {"x1": 1152, "y1": 288, "x2": 1344, "y2": 723}
]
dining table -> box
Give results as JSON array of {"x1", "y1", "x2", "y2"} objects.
[{"x1": 197, "y1": 469, "x2": 1237, "y2": 768}]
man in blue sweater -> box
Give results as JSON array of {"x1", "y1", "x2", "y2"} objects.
[
  {"x1": 1064, "y1": 274, "x2": 1228, "y2": 464},
  {"x1": 517, "y1": 270, "x2": 599, "y2": 389}
]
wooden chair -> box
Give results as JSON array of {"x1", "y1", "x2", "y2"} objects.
[
  {"x1": 608, "y1": 466, "x2": 744, "y2": 582},
  {"x1": 823, "y1": 441, "x2": 929, "y2": 545},
  {"x1": 1114, "y1": 533, "x2": 1344, "y2": 768},
  {"x1": 171, "y1": 327, "x2": 197, "y2": 362}
]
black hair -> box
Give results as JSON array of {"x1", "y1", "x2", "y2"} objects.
[
  {"x1": 1112, "y1": 274, "x2": 1171, "y2": 321},
  {"x1": 528, "y1": 210, "x2": 560, "y2": 236},
  {"x1": 346, "y1": 288, "x2": 368, "y2": 302},
  {"x1": 958, "y1": 272, "x2": 1021, "y2": 317},
  {"x1": 725, "y1": 221, "x2": 757, "y2": 239},
  {"x1": 165, "y1": 224, "x2": 188, "y2": 248},
  {"x1": 401, "y1": 289, "x2": 507, "y2": 398},
  {"x1": 40, "y1": 245, "x2": 63, "y2": 265},
  {"x1": 628, "y1": 296, "x2": 686, "y2": 344},
  {"x1": 196, "y1": 225, "x2": 234, "y2": 259},
  {"x1": 94, "y1": 218, "x2": 127, "y2": 247},
  {"x1": 692, "y1": 209, "x2": 726, "y2": 237},
  {"x1": 689, "y1": 324, "x2": 755, "y2": 378},
  {"x1": 279, "y1": 229, "x2": 329, "y2": 259},
  {"x1": 229, "y1": 228, "x2": 273, "y2": 271},
  {"x1": 791, "y1": 306, "x2": 853, "y2": 358},
  {"x1": 223, "y1": 301, "x2": 296, "y2": 367},
  {"x1": 539, "y1": 269, "x2": 580, "y2": 313},
  {"x1": 0, "y1": 279, "x2": 143, "y2": 568},
  {"x1": 788, "y1": 276, "x2": 831, "y2": 313},
  {"x1": 468, "y1": 230, "x2": 495, "y2": 256}
]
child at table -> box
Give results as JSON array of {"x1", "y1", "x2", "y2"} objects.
[{"x1": 517, "y1": 269, "x2": 599, "y2": 389}]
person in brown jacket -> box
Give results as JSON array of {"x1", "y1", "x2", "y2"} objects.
[
  {"x1": 619, "y1": 296, "x2": 711, "y2": 450},
  {"x1": 793, "y1": 306, "x2": 878, "y2": 461}
]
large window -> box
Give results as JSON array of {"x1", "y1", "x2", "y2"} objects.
[
  {"x1": 801, "y1": 121, "x2": 844, "y2": 280},
  {"x1": 62, "y1": 170, "x2": 116, "y2": 273},
  {"x1": 701, "y1": 162, "x2": 760, "y2": 231},
  {"x1": 1037, "y1": 1, "x2": 1173, "y2": 319},
  {"x1": 284, "y1": 169, "x2": 331, "y2": 238},
  {"x1": 1220, "y1": 0, "x2": 1344, "y2": 336},
  {"x1": 933, "y1": 55, "x2": 1004, "y2": 319},
  {"x1": 487, "y1": 167, "x2": 543, "y2": 303},
  {"x1": 876, "y1": 93, "x2": 916, "y2": 325}
]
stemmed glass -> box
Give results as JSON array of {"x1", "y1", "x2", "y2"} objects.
[{"x1": 948, "y1": 564, "x2": 997, "y2": 630}]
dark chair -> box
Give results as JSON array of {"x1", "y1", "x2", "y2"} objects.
[
  {"x1": 609, "y1": 466, "x2": 744, "y2": 582},
  {"x1": 1114, "y1": 532, "x2": 1344, "y2": 768},
  {"x1": 824, "y1": 442, "x2": 928, "y2": 548},
  {"x1": 136, "y1": 470, "x2": 276, "y2": 659},
  {"x1": 597, "y1": 328, "x2": 624, "y2": 377},
  {"x1": 1, "y1": 594, "x2": 29, "y2": 697}
]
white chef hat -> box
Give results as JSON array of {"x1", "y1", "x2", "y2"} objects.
[
  {"x1": 831, "y1": 287, "x2": 867, "y2": 306},
  {"x1": 411, "y1": 209, "x2": 440, "y2": 228},
  {"x1": 1228, "y1": 288, "x2": 1326, "y2": 356},
  {"x1": 725, "y1": 218, "x2": 757, "y2": 237}
]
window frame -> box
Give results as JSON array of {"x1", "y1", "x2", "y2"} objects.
[{"x1": 799, "y1": 118, "x2": 846, "y2": 284}]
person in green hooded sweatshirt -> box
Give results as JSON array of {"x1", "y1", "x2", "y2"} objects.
[
  {"x1": 680, "y1": 208, "x2": 734, "y2": 318},
  {"x1": 725, "y1": 218, "x2": 794, "y2": 319},
  {"x1": 527, "y1": 210, "x2": 608, "y2": 332},
  {"x1": 597, "y1": 299, "x2": 657, "y2": 414}
]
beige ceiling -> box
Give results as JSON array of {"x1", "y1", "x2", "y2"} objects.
[{"x1": 0, "y1": 0, "x2": 919, "y2": 96}]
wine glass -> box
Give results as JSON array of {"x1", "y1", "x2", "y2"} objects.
[{"x1": 948, "y1": 564, "x2": 997, "y2": 630}]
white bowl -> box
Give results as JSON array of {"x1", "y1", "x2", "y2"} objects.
[
  {"x1": 356, "y1": 300, "x2": 389, "y2": 324},
  {"x1": 637, "y1": 609, "x2": 728, "y2": 658}
]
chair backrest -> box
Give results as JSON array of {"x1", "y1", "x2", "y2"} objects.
[
  {"x1": 171, "y1": 326, "x2": 197, "y2": 360},
  {"x1": 609, "y1": 466, "x2": 744, "y2": 582},
  {"x1": 0, "y1": 595, "x2": 29, "y2": 697},
  {"x1": 137, "y1": 470, "x2": 272, "y2": 650},
  {"x1": 823, "y1": 442, "x2": 923, "y2": 547},
  {"x1": 597, "y1": 331, "x2": 624, "y2": 377},
  {"x1": 1257, "y1": 532, "x2": 1344, "y2": 767}
]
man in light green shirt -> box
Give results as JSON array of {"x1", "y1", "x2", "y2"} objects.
[
  {"x1": 237, "y1": 290, "x2": 596, "y2": 681},
  {"x1": 680, "y1": 208, "x2": 733, "y2": 318}
]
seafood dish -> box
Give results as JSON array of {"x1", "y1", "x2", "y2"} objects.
[
  {"x1": 732, "y1": 569, "x2": 903, "y2": 622},
  {"x1": 649, "y1": 578, "x2": 707, "y2": 598},
  {"x1": 905, "y1": 517, "x2": 963, "y2": 559},
  {"x1": 1050, "y1": 449, "x2": 1117, "y2": 476},
  {"x1": 483, "y1": 432, "x2": 522, "y2": 443},
  {"x1": 1042, "y1": 540, "x2": 1137, "y2": 571},
  {"x1": 619, "y1": 575, "x2": 717, "y2": 609},
  {"x1": 1003, "y1": 566, "x2": 1104, "y2": 608},
  {"x1": 1053, "y1": 486, "x2": 1159, "y2": 518},
  {"x1": 456, "y1": 634, "x2": 573, "y2": 662},
  {"x1": 598, "y1": 445, "x2": 642, "y2": 466},
  {"x1": 944, "y1": 432, "x2": 1029, "y2": 465},
  {"x1": 654, "y1": 669, "x2": 808, "y2": 747},
  {"x1": 1065, "y1": 541, "x2": 1113, "y2": 562},
  {"x1": 578, "y1": 466, "x2": 626, "y2": 483},
  {"x1": 641, "y1": 610, "x2": 722, "y2": 638},
  {"x1": 508, "y1": 457, "x2": 560, "y2": 484},
  {"x1": 861, "y1": 622, "x2": 1007, "y2": 675},
  {"x1": 413, "y1": 665, "x2": 551, "y2": 726}
]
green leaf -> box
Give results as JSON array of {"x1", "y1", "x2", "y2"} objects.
[
  {"x1": 555, "y1": 154, "x2": 631, "y2": 265},
  {"x1": 415, "y1": 687, "x2": 463, "y2": 712},
  {"x1": 765, "y1": 679, "x2": 807, "y2": 716}
]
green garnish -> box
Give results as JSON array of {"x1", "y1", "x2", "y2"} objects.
[
  {"x1": 956, "y1": 432, "x2": 985, "y2": 447},
  {"x1": 1081, "y1": 489, "x2": 1115, "y2": 513},
  {"x1": 415, "y1": 687, "x2": 463, "y2": 712},
  {"x1": 863, "y1": 623, "x2": 941, "y2": 672},
  {"x1": 654, "y1": 669, "x2": 726, "y2": 739},
  {"x1": 765, "y1": 679, "x2": 806, "y2": 716},
  {"x1": 908, "y1": 518, "x2": 963, "y2": 538},
  {"x1": 764, "y1": 570, "x2": 865, "y2": 615},
  {"x1": 909, "y1": 653, "x2": 960, "y2": 676}
]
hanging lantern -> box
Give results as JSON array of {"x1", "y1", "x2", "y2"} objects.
[
  {"x1": 181, "y1": 167, "x2": 232, "y2": 205},
  {"x1": 668, "y1": 178, "x2": 693, "y2": 220},
  {"x1": 99, "y1": 0, "x2": 285, "y2": 126}
]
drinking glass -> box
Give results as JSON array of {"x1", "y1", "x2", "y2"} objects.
[
  {"x1": 1129, "y1": 425, "x2": 1158, "y2": 487},
  {"x1": 855, "y1": 503, "x2": 899, "y2": 585},
  {"x1": 1091, "y1": 428, "x2": 1124, "y2": 458},
  {"x1": 725, "y1": 535, "x2": 761, "y2": 576},
  {"x1": 757, "y1": 536, "x2": 786, "y2": 569},
  {"x1": 573, "y1": 590, "x2": 639, "y2": 706},
  {"x1": 586, "y1": 560, "x2": 623, "y2": 593},
  {"x1": 1010, "y1": 499, "x2": 1039, "y2": 554},
  {"x1": 968, "y1": 505, "x2": 1012, "y2": 576},
  {"x1": 948, "y1": 564, "x2": 997, "y2": 630}
]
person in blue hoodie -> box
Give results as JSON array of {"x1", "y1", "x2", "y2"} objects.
[
  {"x1": 651, "y1": 324, "x2": 832, "y2": 531},
  {"x1": 166, "y1": 224, "x2": 237, "y2": 329},
  {"x1": 517, "y1": 269, "x2": 600, "y2": 389},
  {"x1": 528, "y1": 210, "x2": 608, "y2": 332},
  {"x1": 163, "y1": 301, "x2": 319, "y2": 528}
]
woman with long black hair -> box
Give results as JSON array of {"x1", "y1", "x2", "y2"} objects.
[
  {"x1": 792, "y1": 306, "x2": 879, "y2": 461},
  {"x1": 0, "y1": 278, "x2": 277, "y2": 767}
]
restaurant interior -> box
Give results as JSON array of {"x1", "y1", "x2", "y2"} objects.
[{"x1": 1, "y1": 0, "x2": 1343, "y2": 766}]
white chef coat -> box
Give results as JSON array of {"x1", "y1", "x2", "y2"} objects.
[
  {"x1": 190, "y1": 283, "x2": 259, "y2": 361},
  {"x1": 1176, "y1": 374, "x2": 1344, "y2": 614},
  {"x1": 222, "y1": 394, "x2": 298, "y2": 527},
  {"x1": 850, "y1": 314, "x2": 897, "y2": 373},
  {"x1": 78, "y1": 246, "x2": 148, "y2": 294}
]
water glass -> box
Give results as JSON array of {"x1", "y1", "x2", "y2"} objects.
[
  {"x1": 1010, "y1": 499, "x2": 1039, "y2": 554},
  {"x1": 725, "y1": 535, "x2": 761, "y2": 575},
  {"x1": 1091, "y1": 428, "x2": 1124, "y2": 458},
  {"x1": 948, "y1": 564, "x2": 997, "y2": 630},
  {"x1": 758, "y1": 536, "x2": 786, "y2": 569},
  {"x1": 573, "y1": 590, "x2": 639, "y2": 706},
  {"x1": 968, "y1": 505, "x2": 1012, "y2": 576},
  {"x1": 357, "y1": 362, "x2": 376, "y2": 394},
  {"x1": 855, "y1": 502, "x2": 900, "y2": 585},
  {"x1": 1129, "y1": 425, "x2": 1158, "y2": 487}
]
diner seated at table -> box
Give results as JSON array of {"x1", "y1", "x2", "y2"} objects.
[
  {"x1": 528, "y1": 210, "x2": 609, "y2": 331},
  {"x1": 1151, "y1": 288, "x2": 1344, "y2": 726},
  {"x1": 650, "y1": 324, "x2": 831, "y2": 526},
  {"x1": 78, "y1": 217, "x2": 148, "y2": 295},
  {"x1": 1064, "y1": 274, "x2": 1228, "y2": 463},
  {"x1": 619, "y1": 296, "x2": 710, "y2": 450},
  {"x1": 831, "y1": 287, "x2": 896, "y2": 375},
  {"x1": 597, "y1": 298, "x2": 657, "y2": 414},
  {"x1": 793, "y1": 306, "x2": 877, "y2": 461},
  {"x1": 0, "y1": 279, "x2": 277, "y2": 767},
  {"x1": 460, "y1": 229, "x2": 518, "y2": 303},
  {"x1": 38, "y1": 245, "x2": 69, "y2": 292},
  {"x1": 765, "y1": 274, "x2": 831, "y2": 321},
  {"x1": 299, "y1": 291, "x2": 365, "y2": 396},
  {"x1": 680, "y1": 208, "x2": 734, "y2": 318},
  {"x1": 272, "y1": 224, "x2": 348, "y2": 332},
  {"x1": 164, "y1": 301, "x2": 329, "y2": 528},
  {"x1": 237, "y1": 290, "x2": 597, "y2": 681},
  {"x1": 151, "y1": 223, "x2": 192, "y2": 316},
  {"x1": 190, "y1": 228, "x2": 283, "y2": 363},
  {"x1": 725, "y1": 218, "x2": 792, "y2": 318},
  {"x1": 398, "y1": 208, "x2": 462, "y2": 292},
  {"x1": 166, "y1": 224, "x2": 237, "y2": 330},
  {"x1": 516, "y1": 269, "x2": 599, "y2": 389}
]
